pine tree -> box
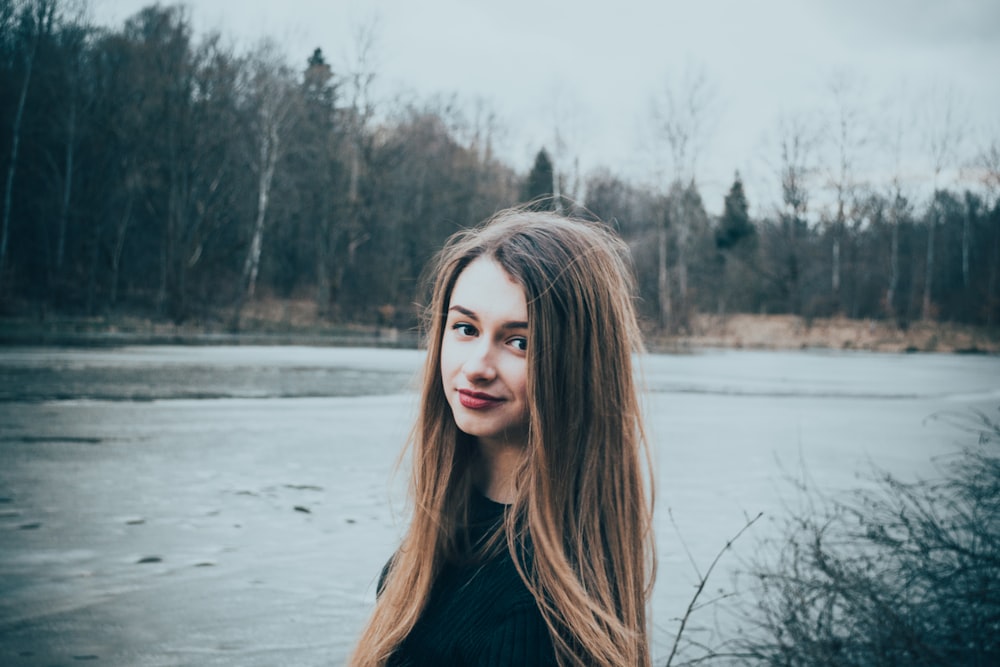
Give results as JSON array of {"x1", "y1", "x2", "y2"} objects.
[
  {"x1": 716, "y1": 172, "x2": 753, "y2": 250},
  {"x1": 524, "y1": 148, "x2": 555, "y2": 208},
  {"x1": 715, "y1": 173, "x2": 756, "y2": 315}
]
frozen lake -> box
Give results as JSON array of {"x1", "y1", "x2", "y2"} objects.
[{"x1": 1, "y1": 346, "x2": 998, "y2": 666}]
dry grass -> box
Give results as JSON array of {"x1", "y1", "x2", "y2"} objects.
[{"x1": 647, "y1": 314, "x2": 999, "y2": 354}]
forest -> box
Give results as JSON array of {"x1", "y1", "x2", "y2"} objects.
[{"x1": 1, "y1": 0, "x2": 998, "y2": 334}]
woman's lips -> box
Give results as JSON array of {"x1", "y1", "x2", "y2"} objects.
[{"x1": 458, "y1": 389, "x2": 504, "y2": 410}]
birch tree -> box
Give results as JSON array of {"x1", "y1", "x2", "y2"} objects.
[
  {"x1": 232, "y1": 42, "x2": 296, "y2": 327},
  {"x1": 921, "y1": 90, "x2": 965, "y2": 320},
  {"x1": 879, "y1": 86, "x2": 914, "y2": 322},
  {"x1": 824, "y1": 72, "x2": 868, "y2": 311}
]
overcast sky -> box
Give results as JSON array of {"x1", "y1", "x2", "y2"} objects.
[{"x1": 92, "y1": 0, "x2": 1000, "y2": 216}]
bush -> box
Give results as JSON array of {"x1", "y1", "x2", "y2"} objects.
[{"x1": 731, "y1": 408, "x2": 1000, "y2": 666}]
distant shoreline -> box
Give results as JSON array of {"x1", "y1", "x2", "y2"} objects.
[
  {"x1": 0, "y1": 319, "x2": 420, "y2": 349},
  {"x1": 646, "y1": 313, "x2": 1000, "y2": 355},
  {"x1": 0, "y1": 311, "x2": 996, "y2": 354}
]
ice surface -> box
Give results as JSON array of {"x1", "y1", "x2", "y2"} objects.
[
  {"x1": 0, "y1": 346, "x2": 426, "y2": 402},
  {"x1": 1, "y1": 346, "x2": 997, "y2": 665}
]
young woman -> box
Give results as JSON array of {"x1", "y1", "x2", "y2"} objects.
[{"x1": 351, "y1": 207, "x2": 655, "y2": 667}]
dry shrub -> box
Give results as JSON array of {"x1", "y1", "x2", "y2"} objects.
[{"x1": 729, "y1": 407, "x2": 1000, "y2": 667}]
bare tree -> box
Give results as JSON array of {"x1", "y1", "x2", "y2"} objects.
[
  {"x1": 877, "y1": 83, "x2": 916, "y2": 323},
  {"x1": 921, "y1": 89, "x2": 966, "y2": 321},
  {"x1": 546, "y1": 83, "x2": 585, "y2": 214},
  {"x1": 656, "y1": 192, "x2": 672, "y2": 330},
  {"x1": 770, "y1": 113, "x2": 818, "y2": 316},
  {"x1": 461, "y1": 96, "x2": 501, "y2": 166},
  {"x1": 453, "y1": 95, "x2": 508, "y2": 221},
  {"x1": 648, "y1": 62, "x2": 716, "y2": 331},
  {"x1": 45, "y1": 0, "x2": 90, "y2": 283},
  {"x1": 1, "y1": 0, "x2": 55, "y2": 286},
  {"x1": 343, "y1": 17, "x2": 378, "y2": 210},
  {"x1": 972, "y1": 138, "x2": 1000, "y2": 197},
  {"x1": 972, "y1": 138, "x2": 1000, "y2": 325},
  {"x1": 334, "y1": 16, "x2": 379, "y2": 304},
  {"x1": 650, "y1": 62, "x2": 714, "y2": 184},
  {"x1": 823, "y1": 71, "x2": 869, "y2": 310}
]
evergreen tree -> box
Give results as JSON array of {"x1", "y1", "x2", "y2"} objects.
[
  {"x1": 524, "y1": 148, "x2": 555, "y2": 208},
  {"x1": 716, "y1": 172, "x2": 754, "y2": 250},
  {"x1": 715, "y1": 173, "x2": 757, "y2": 315}
]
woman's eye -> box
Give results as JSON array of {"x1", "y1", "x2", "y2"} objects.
[
  {"x1": 453, "y1": 323, "x2": 477, "y2": 337},
  {"x1": 510, "y1": 337, "x2": 527, "y2": 352}
]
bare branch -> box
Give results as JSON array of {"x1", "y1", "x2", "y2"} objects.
[{"x1": 666, "y1": 511, "x2": 763, "y2": 667}]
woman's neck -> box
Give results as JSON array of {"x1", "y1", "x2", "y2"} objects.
[{"x1": 475, "y1": 438, "x2": 522, "y2": 504}]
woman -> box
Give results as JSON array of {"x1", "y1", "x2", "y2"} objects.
[{"x1": 351, "y1": 207, "x2": 655, "y2": 667}]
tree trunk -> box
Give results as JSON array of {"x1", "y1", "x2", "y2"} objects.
[
  {"x1": 677, "y1": 228, "x2": 688, "y2": 332},
  {"x1": 55, "y1": 98, "x2": 76, "y2": 274},
  {"x1": 832, "y1": 237, "x2": 840, "y2": 294},
  {"x1": 717, "y1": 253, "x2": 727, "y2": 317},
  {"x1": 886, "y1": 218, "x2": 899, "y2": 320},
  {"x1": 922, "y1": 215, "x2": 935, "y2": 321},
  {"x1": 164, "y1": 169, "x2": 190, "y2": 322},
  {"x1": 962, "y1": 203, "x2": 971, "y2": 288},
  {"x1": 786, "y1": 218, "x2": 800, "y2": 316},
  {"x1": 657, "y1": 223, "x2": 671, "y2": 331},
  {"x1": 109, "y1": 197, "x2": 134, "y2": 307},
  {"x1": 1, "y1": 24, "x2": 38, "y2": 283},
  {"x1": 242, "y1": 136, "x2": 276, "y2": 299},
  {"x1": 315, "y1": 208, "x2": 333, "y2": 317},
  {"x1": 86, "y1": 218, "x2": 101, "y2": 315},
  {"x1": 234, "y1": 122, "x2": 280, "y2": 330},
  {"x1": 988, "y1": 226, "x2": 998, "y2": 326}
]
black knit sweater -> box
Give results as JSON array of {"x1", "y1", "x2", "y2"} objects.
[{"x1": 381, "y1": 493, "x2": 558, "y2": 666}]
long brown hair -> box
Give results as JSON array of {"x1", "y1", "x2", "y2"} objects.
[{"x1": 350, "y1": 207, "x2": 655, "y2": 667}]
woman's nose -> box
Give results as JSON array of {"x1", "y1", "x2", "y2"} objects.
[{"x1": 462, "y1": 339, "x2": 497, "y2": 383}]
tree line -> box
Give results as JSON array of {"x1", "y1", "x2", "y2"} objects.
[{"x1": 2, "y1": 0, "x2": 998, "y2": 331}]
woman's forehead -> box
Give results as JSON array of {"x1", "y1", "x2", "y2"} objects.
[{"x1": 448, "y1": 258, "x2": 526, "y2": 319}]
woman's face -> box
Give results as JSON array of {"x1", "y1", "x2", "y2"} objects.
[{"x1": 440, "y1": 257, "x2": 530, "y2": 450}]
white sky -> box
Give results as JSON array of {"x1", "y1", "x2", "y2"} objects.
[{"x1": 91, "y1": 0, "x2": 1000, "y2": 216}]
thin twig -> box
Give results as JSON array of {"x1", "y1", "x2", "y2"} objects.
[
  {"x1": 668, "y1": 506, "x2": 703, "y2": 579},
  {"x1": 666, "y1": 511, "x2": 763, "y2": 667}
]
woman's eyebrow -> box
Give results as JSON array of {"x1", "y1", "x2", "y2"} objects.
[
  {"x1": 449, "y1": 305, "x2": 527, "y2": 330},
  {"x1": 448, "y1": 305, "x2": 478, "y2": 320}
]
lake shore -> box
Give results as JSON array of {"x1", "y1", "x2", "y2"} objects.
[
  {"x1": 649, "y1": 313, "x2": 1000, "y2": 354},
  {"x1": 1, "y1": 301, "x2": 997, "y2": 353}
]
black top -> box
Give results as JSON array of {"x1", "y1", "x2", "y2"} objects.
[{"x1": 381, "y1": 493, "x2": 558, "y2": 667}]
